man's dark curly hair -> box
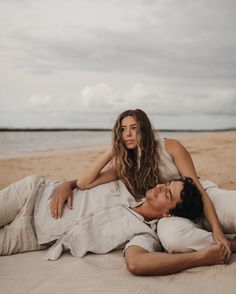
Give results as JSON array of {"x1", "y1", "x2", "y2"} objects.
[{"x1": 169, "y1": 177, "x2": 203, "y2": 220}]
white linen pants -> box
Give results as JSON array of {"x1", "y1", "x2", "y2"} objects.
[
  {"x1": 157, "y1": 181, "x2": 236, "y2": 253},
  {"x1": 0, "y1": 176, "x2": 44, "y2": 255}
]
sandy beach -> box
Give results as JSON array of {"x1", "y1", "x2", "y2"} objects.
[
  {"x1": 1, "y1": 130, "x2": 236, "y2": 294},
  {"x1": 0, "y1": 131, "x2": 235, "y2": 190}
]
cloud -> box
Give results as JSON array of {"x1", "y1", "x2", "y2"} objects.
[
  {"x1": 3, "y1": 22, "x2": 236, "y2": 80},
  {"x1": 29, "y1": 94, "x2": 52, "y2": 106},
  {"x1": 76, "y1": 83, "x2": 236, "y2": 115},
  {"x1": 1, "y1": 0, "x2": 236, "y2": 80},
  {"x1": 6, "y1": 81, "x2": 232, "y2": 116},
  {"x1": 0, "y1": 0, "x2": 236, "y2": 121}
]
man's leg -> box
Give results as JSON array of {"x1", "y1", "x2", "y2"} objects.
[
  {"x1": 0, "y1": 175, "x2": 44, "y2": 255},
  {"x1": 157, "y1": 217, "x2": 213, "y2": 253},
  {"x1": 0, "y1": 176, "x2": 42, "y2": 227}
]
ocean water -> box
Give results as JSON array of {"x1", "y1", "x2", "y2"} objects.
[
  {"x1": 0, "y1": 130, "x2": 192, "y2": 159},
  {"x1": 0, "y1": 111, "x2": 235, "y2": 158},
  {"x1": 0, "y1": 111, "x2": 235, "y2": 131},
  {"x1": 0, "y1": 131, "x2": 112, "y2": 159}
]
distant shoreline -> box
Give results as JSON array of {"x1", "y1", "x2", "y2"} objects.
[{"x1": 0, "y1": 128, "x2": 235, "y2": 132}]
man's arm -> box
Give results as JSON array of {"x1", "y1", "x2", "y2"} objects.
[{"x1": 124, "y1": 244, "x2": 228, "y2": 276}]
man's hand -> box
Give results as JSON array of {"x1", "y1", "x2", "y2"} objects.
[
  {"x1": 200, "y1": 242, "x2": 229, "y2": 265},
  {"x1": 50, "y1": 181, "x2": 74, "y2": 219},
  {"x1": 212, "y1": 229, "x2": 231, "y2": 262}
]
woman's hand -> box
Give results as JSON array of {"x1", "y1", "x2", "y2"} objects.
[
  {"x1": 50, "y1": 181, "x2": 75, "y2": 219},
  {"x1": 212, "y1": 229, "x2": 231, "y2": 262}
]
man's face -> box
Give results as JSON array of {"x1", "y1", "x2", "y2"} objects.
[{"x1": 145, "y1": 181, "x2": 183, "y2": 217}]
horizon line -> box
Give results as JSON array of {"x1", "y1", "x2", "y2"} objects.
[{"x1": 0, "y1": 127, "x2": 235, "y2": 132}]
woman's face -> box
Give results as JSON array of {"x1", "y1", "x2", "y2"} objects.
[{"x1": 121, "y1": 115, "x2": 138, "y2": 149}]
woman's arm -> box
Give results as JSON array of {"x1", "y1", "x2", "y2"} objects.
[
  {"x1": 80, "y1": 166, "x2": 118, "y2": 189},
  {"x1": 77, "y1": 147, "x2": 117, "y2": 189},
  {"x1": 165, "y1": 138, "x2": 231, "y2": 259}
]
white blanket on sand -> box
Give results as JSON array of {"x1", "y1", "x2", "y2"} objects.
[{"x1": 1, "y1": 251, "x2": 236, "y2": 294}]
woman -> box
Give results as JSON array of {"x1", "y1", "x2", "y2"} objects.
[{"x1": 51, "y1": 109, "x2": 234, "y2": 258}]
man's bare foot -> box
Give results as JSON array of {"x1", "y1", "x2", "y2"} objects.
[{"x1": 199, "y1": 243, "x2": 228, "y2": 266}]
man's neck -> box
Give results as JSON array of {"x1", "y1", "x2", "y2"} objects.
[{"x1": 132, "y1": 202, "x2": 162, "y2": 221}]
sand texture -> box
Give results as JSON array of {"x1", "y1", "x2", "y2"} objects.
[
  {"x1": 1, "y1": 131, "x2": 236, "y2": 294},
  {"x1": 0, "y1": 131, "x2": 235, "y2": 189}
]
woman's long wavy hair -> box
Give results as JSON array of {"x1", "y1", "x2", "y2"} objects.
[{"x1": 112, "y1": 109, "x2": 163, "y2": 199}]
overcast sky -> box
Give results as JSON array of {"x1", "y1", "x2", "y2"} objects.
[{"x1": 0, "y1": 0, "x2": 236, "y2": 117}]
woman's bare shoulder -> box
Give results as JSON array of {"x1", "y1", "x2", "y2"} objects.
[
  {"x1": 165, "y1": 138, "x2": 181, "y2": 149},
  {"x1": 164, "y1": 138, "x2": 183, "y2": 154}
]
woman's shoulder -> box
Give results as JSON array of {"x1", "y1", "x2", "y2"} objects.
[{"x1": 164, "y1": 138, "x2": 182, "y2": 155}]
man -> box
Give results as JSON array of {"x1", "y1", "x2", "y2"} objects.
[{"x1": 0, "y1": 175, "x2": 233, "y2": 275}]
